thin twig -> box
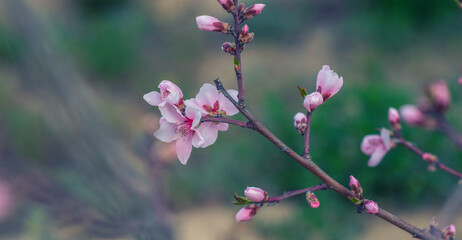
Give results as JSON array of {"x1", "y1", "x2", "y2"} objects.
[
  {"x1": 435, "y1": 114, "x2": 462, "y2": 151},
  {"x1": 232, "y1": 0, "x2": 245, "y2": 107},
  {"x1": 267, "y1": 183, "x2": 327, "y2": 203},
  {"x1": 303, "y1": 111, "x2": 312, "y2": 157},
  {"x1": 396, "y1": 138, "x2": 462, "y2": 178}
]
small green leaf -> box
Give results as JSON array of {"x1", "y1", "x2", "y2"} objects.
[
  {"x1": 297, "y1": 85, "x2": 308, "y2": 98},
  {"x1": 349, "y1": 197, "x2": 362, "y2": 205},
  {"x1": 234, "y1": 56, "x2": 239, "y2": 66}
]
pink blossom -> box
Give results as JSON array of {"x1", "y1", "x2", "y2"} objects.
[
  {"x1": 306, "y1": 192, "x2": 320, "y2": 208},
  {"x1": 244, "y1": 187, "x2": 267, "y2": 202},
  {"x1": 428, "y1": 80, "x2": 451, "y2": 112},
  {"x1": 388, "y1": 107, "x2": 401, "y2": 130},
  {"x1": 349, "y1": 175, "x2": 363, "y2": 197},
  {"x1": 364, "y1": 200, "x2": 379, "y2": 215},
  {"x1": 154, "y1": 103, "x2": 215, "y2": 165},
  {"x1": 244, "y1": 4, "x2": 265, "y2": 20},
  {"x1": 316, "y1": 65, "x2": 343, "y2": 101},
  {"x1": 303, "y1": 92, "x2": 323, "y2": 112},
  {"x1": 196, "y1": 15, "x2": 231, "y2": 33},
  {"x1": 360, "y1": 128, "x2": 391, "y2": 167},
  {"x1": 217, "y1": 0, "x2": 234, "y2": 12},
  {"x1": 184, "y1": 83, "x2": 239, "y2": 132},
  {"x1": 399, "y1": 104, "x2": 425, "y2": 126},
  {"x1": 143, "y1": 80, "x2": 184, "y2": 107},
  {"x1": 293, "y1": 112, "x2": 307, "y2": 134},
  {"x1": 235, "y1": 205, "x2": 258, "y2": 222},
  {"x1": 442, "y1": 224, "x2": 456, "y2": 239}
]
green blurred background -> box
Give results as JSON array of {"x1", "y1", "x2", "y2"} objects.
[{"x1": 0, "y1": 0, "x2": 462, "y2": 239}]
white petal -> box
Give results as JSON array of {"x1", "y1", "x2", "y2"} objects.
[{"x1": 143, "y1": 91, "x2": 162, "y2": 106}]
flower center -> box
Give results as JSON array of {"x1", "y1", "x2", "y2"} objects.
[{"x1": 203, "y1": 101, "x2": 226, "y2": 116}]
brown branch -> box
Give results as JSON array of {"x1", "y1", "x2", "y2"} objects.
[
  {"x1": 214, "y1": 79, "x2": 439, "y2": 240},
  {"x1": 201, "y1": 116, "x2": 254, "y2": 129},
  {"x1": 435, "y1": 114, "x2": 462, "y2": 151}
]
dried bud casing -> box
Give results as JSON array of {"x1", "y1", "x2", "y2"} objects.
[
  {"x1": 221, "y1": 42, "x2": 235, "y2": 55},
  {"x1": 237, "y1": 3, "x2": 245, "y2": 14}
]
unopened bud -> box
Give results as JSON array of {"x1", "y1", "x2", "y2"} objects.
[
  {"x1": 388, "y1": 107, "x2": 401, "y2": 131},
  {"x1": 399, "y1": 104, "x2": 426, "y2": 126},
  {"x1": 221, "y1": 42, "x2": 235, "y2": 55},
  {"x1": 459, "y1": 76, "x2": 462, "y2": 85},
  {"x1": 243, "y1": 4, "x2": 265, "y2": 20},
  {"x1": 363, "y1": 200, "x2": 379, "y2": 215},
  {"x1": 306, "y1": 192, "x2": 320, "y2": 208},
  {"x1": 217, "y1": 0, "x2": 234, "y2": 13},
  {"x1": 442, "y1": 224, "x2": 456, "y2": 239},
  {"x1": 235, "y1": 204, "x2": 258, "y2": 222},
  {"x1": 196, "y1": 15, "x2": 232, "y2": 33},
  {"x1": 239, "y1": 26, "x2": 254, "y2": 44},
  {"x1": 427, "y1": 80, "x2": 451, "y2": 113},
  {"x1": 349, "y1": 175, "x2": 363, "y2": 197},
  {"x1": 303, "y1": 92, "x2": 324, "y2": 112},
  {"x1": 422, "y1": 153, "x2": 437, "y2": 164},
  {"x1": 294, "y1": 112, "x2": 307, "y2": 134},
  {"x1": 244, "y1": 187, "x2": 267, "y2": 202}
]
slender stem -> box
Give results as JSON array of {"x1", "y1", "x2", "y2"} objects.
[
  {"x1": 232, "y1": 0, "x2": 245, "y2": 107},
  {"x1": 435, "y1": 114, "x2": 462, "y2": 151},
  {"x1": 214, "y1": 79, "x2": 439, "y2": 240},
  {"x1": 201, "y1": 116, "x2": 253, "y2": 129},
  {"x1": 303, "y1": 111, "x2": 312, "y2": 157},
  {"x1": 267, "y1": 183, "x2": 327, "y2": 203},
  {"x1": 397, "y1": 138, "x2": 462, "y2": 178}
]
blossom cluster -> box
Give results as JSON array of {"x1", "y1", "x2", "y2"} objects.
[{"x1": 144, "y1": 81, "x2": 238, "y2": 164}]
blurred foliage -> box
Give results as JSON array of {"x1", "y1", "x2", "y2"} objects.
[{"x1": 1, "y1": 0, "x2": 462, "y2": 239}]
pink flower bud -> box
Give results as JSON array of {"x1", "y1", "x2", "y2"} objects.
[
  {"x1": 427, "y1": 80, "x2": 451, "y2": 112},
  {"x1": 399, "y1": 104, "x2": 426, "y2": 126},
  {"x1": 363, "y1": 200, "x2": 379, "y2": 215},
  {"x1": 244, "y1": 187, "x2": 267, "y2": 202},
  {"x1": 221, "y1": 42, "x2": 235, "y2": 55},
  {"x1": 303, "y1": 92, "x2": 324, "y2": 112},
  {"x1": 243, "y1": 4, "x2": 265, "y2": 20},
  {"x1": 240, "y1": 24, "x2": 249, "y2": 36},
  {"x1": 316, "y1": 65, "x2": 343, "y2": 101},
  {"x1": 294, "y1": 112, "x2": 307, "y2": 134},
  {"x1": 144, "y1": 80, "x2": 184, "y2": 107},
  {"x1": 349, "y1": 175, "x2": 363, "y2": 197},
  {"x1": 442, "y1": 224, "x2": 456, "y2": 239},
  {"x1": 235, "y1": 205, "x2": 258, "y2": 223},
  {"x1": 196, "y1": 15, "x2": 232, "y2": 33},
  {"x1": 217, "y1": 0, "x2": 234, "y2": 13},
  {"x1": 306, "y1": 192, "x2": 320, "y2": 208},
  {"x1": 422, "y1": 153, "x2": 437, "y2": 164},
  {"x1": 459, "y1": 76, "x2": 462, "y2": 85},
  {"x1": 388, "y1": 107, "x2": 401, "y2": 131}
]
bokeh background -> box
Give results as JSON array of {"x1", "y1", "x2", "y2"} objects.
[{"x1": 0, "y1": 0, "x2": 462, "y2": 239}]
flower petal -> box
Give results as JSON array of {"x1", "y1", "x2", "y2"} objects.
[
  {"x1": 195, "y1": 122, "x2": 218, "y2": 148},
  {"x1": 216, "y1": 123, "x2": 229, "y2": 131},
  {"x1": 195, "y1": 83, "x2": 219, "y2": 109},
  {"x1": 159, "y1": 103, "x2": 184, "y2": 123},
  {"x1": 176, "y1": 133, "x2": 193, "y2": 165},
  {"x1": 380, "y1": 128, "x2": 391, "y2": 150},
  {"x1": 154, "y1": 121, "x2": 179, "y2": 143},
  {"x1": 218, "y1": 89, "x2": 239, "y2": 116},
  {"x1": 360, "y1": 134, "x2": 382, "y2": 155},
  {"x1": 143, "y1": 91, "x2": 162, "y2": 106},
  {"x1": 368, "y1": 147, "x2": 388, "y2": 167},
  {"x1": 185, "y1": 99, "x2": 208, "y2": 115}
]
